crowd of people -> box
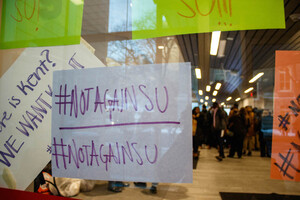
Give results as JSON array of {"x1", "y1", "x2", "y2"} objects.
[{"x1": 192, "y1": 102, "x2": 273, "y2": 161}]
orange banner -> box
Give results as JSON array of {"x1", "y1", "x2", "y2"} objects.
[{"x1": 271, "y1": 51, "x2": 300, "y2": 181}]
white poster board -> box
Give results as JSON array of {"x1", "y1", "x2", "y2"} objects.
[
  {"x1": 52, "y1": 63, "x2": 192, "y2": 183},
  {"x1": 0, "y1": 43, "x2": 105, "y2": 190}
]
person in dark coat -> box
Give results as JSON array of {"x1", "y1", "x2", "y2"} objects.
[
  {"x1": 210, "y1": 102, "x2": 227, "y2": 161},
  {"x1": 227, "y1": 107, "x2": 248, "y2": 158},
  {"x1": 200, "y1": 105, "x2": 211, "y2": 148},
  {"x1": 192, "y1": 107, "x2": 201, "y2": 159}
]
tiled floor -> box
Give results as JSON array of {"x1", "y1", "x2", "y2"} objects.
[{"x1": 75, "y1": 148, "x2": 300, "y2": 200}]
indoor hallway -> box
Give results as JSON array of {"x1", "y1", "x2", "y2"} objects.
[{"x1": 75, "y1": 148, "x2": 300, "y2": 200}]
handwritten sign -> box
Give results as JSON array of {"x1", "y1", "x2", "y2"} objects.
[
  {"x1": 0, "y1": 43, "x2": 105, "y2": 190},
  {"x1": 132, "y1": 0, "x2": 285, "y2": 39},
  {"x1": 271, "y1": 51, "x2": 300, "y2": 181},
  {"x1": 0, "y1": 0, "x2": 84, "y2": 49},
  {"x1": 51, "y1": 63, "x2": 193, "y2": 183}
]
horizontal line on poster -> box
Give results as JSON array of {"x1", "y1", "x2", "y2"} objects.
[{"x1": 59, "y1": 121, "x2": 181, "y2": 130}]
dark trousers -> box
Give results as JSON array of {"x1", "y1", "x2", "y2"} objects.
[
  {"x1": 229, "y1": 135, "x2": 244, "y2": 157},
  {"x1": 215, "y1": 129, "x2": 224, "y2": 157},
  {"x1": 193, "y1": 135, "x2": 199, "y2": 153},
  {"x1": 208, "y1": 129, "x2": 217, "y2": 148},
  {"x1": 259, "y1": 138, "x2": 266, "y2": 156},
  {"x1": 201, "y1": 127, "x2": 209, "y2": 145}
]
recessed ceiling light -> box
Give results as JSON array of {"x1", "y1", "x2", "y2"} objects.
[
  {"x1": 215, "y1": 83, "x2": 222, "y2": 90},
  {"x1": 226, "y1": 97, "x2": 232, "y2": 101},
  {"x1": 195, "y1": 68, "x2": 201, "y2": 79},
  {"x1": 206, "y1": 85, "x2": 211, "y2": 92},
  {"x1": 249, "y1": 72, "x2": 264, "y2": 83},
  {"x1": 210, "y1": 31, "x2": 221, "y2": 56},
  {"x1": 244, "y1": 87, "x2": 254, "y2": 93}
]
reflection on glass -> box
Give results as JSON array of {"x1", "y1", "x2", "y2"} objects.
[
  {"x1": 106, "y1": 36, "x2": 181, "y2": 66},
  {"x1": 109, "y1": 0, "x2": 132, "y2": 32},
  {"x1": 107, "y1": 39, "x2": 156, "y2": 66}
]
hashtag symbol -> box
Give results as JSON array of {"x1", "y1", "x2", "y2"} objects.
[
  {"x1": 291, "y1": 142, "x2": 300, "y2": 152},
  {"x1": 55, "y1": 84, "x2": 72, "y2": 115},
  {"x1": 291, "y1": 131, "x2": 300, "y2": 152},
  {"x1": 69, "y1": 53, "x2": 85, "y2": 69},
  {"x1": 52, "y1": 137, "x2": 68, "y2": 169},
  {"x1": 47, "y1": 145, "x2": 52, "y2": 154},
  {"x1": 278, "y1": 113, "x2": 290, "y2": 131},
  {"x1": 274, "y1": 149, "x2": 300, "y2": 179}
]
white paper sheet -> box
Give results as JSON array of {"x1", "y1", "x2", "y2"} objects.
[
  {"x1": 0, "y1": 43, "x2": 105, "y2": 190},
  {"x1": 51, "y1": 63, "x2": 193, "y2": 183}
]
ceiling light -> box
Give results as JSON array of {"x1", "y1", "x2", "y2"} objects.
[
  {"x1": 235, "y1": 97, "x2": 241, "y2": 102},
  {"x1": 212, "y1": 91, "x2": 218, "y2": 96},
  {"x1": 200, "y1": 99, "x2": 204, "y2": 103},
  {"x1": 205, "y1": 96, "x2": 209, "y2": 100},
  {"x1": 195, "y1": 68, "x2": 201, "y2": 79},
  {"x1": 249, "y1": 72, "x2": 264, "y2": 83},
  {"x1": 212, "y1": 98, "x2": 216, "y2": 102},
  {"x1": 210, "y1": 31, "x2": 221, "y2": 56},
  {"x1": 198, "y1": 90, "x2": 203, "y2": 95},
  {"x1": 221, "y1": 102, "x2": 225, "y2": 106},
  {"x1": 217, "y1": 40, "x2": 226, "y2": 58},
  {"x1": 215, "y1": 83, "x2": 222, "y2": 90},
  {"x1": 244, "y1": 87, "x2": 254, "y2": 93},
  {"x1": 158, "y1": 46, "x2": 164, "y2": 49},
  {"x1": 206, "y1": 85, "x2": 211, "y2": 92},
  {"x1": 204, "y1": 102, "x2": 208, "y2": 106},
  {"x1": 226, "y1": 97, "x2": 232, "y2": 101}
]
